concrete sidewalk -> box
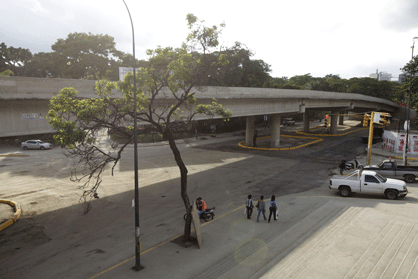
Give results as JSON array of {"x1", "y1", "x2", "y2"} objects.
[{"x1": 93, "y1": 186, "x2": 418, "y2": 279}]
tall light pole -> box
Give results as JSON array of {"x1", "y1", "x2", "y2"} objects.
[
  {"x1": 122, "y1": 0, "x2": 142, "y2": 271},
  {"x1": 404, "y1": 37, "x2": 418, "y2": 165}
]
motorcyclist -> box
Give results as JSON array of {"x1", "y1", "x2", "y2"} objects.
[{"x1": 196, "y1": 197, "x2": 207, "y2": 217}]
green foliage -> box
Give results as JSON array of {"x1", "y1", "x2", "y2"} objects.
[
  {"x1": 25, "y1": 52, "x2": 55, "y2": 77},
  {"x1": 272, "y1": 72, "x2": 401, "y2": 103},
  {"x1": 51, "y1": 32, "x2": 120, "y2": 80},
  {"x1": 0, "y1": 69, "x2": 14, "y2": 76},
  {"x1": 48, "y1": 87, "x2": 109, "y2": 148},
  {"x1": 289, "y1": 73, "x2": 313, "y2": 86},
  {"x1": 401, "y1": 56, "x2": 418, "y2": 108},
  {"x1": 0, "y1": 42, "x2": 32, "y2": 76},
  {"x1": 186, "y1": 13, "x2": 225, "y2": 53},
  {"x1": 204, "y1": 42, "x2": 272, "y2": 88},
  {"x1": 196, "y1": 99, "x2": 232, "y2": 120},
  {"x1": 281, "y1": 84, "x2": 302, "y2": 90}
]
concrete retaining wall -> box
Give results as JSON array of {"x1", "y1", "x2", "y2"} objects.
[{"x1": 0, "y1": 99, "x2": 54, "y2": 137}]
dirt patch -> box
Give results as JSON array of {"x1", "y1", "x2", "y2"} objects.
[{"x1": 0, "y1": 203, "x2": 14, "y2": 224}]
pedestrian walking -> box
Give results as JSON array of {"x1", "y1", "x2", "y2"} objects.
[
  {"x1": 245, "y1": 195, "x2": 254, "y2": 219},
  {"x1": 253, "y1": 129, "x2": 258, "y2": 147},
  {"x1": 268, "y1": 195, "x2": 277, "y2": 223},
  {"x1": 339, "y1": 160, "x2": 346, "y2": 175},
  {"x1": 256, "y1": 195, "x2": 266, "y2": 222}
]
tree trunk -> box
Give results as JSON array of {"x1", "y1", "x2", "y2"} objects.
[{"x1": 165, "y1": 129, "x2": 192, "y2": 242}]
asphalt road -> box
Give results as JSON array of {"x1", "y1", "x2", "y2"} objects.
[{"x1": 0, "y1": 123, "x2": 376, "y2": 278}]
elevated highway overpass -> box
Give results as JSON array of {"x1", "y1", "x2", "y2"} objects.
[{"x1": 0, "y1": 76, "x2": 408, "y2": 147}]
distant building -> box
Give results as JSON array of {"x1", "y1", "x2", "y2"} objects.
[
  {"x1": 369, "y1": 69, "x2": 392, "y2": 81},
  {"x1": 378, "y1": 72, "x2": 392, "y2": 81},
  {"x1": 399, "y1": 73, "x2": 405, "y2": 83}
]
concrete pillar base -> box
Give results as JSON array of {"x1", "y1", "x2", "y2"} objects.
[
  {"x1": 330, "y1": 111, "x2": 338, "y2": 134},
  {"x1": 246, "y1": 116, "x2": 256, "y2": 147},
  {"x1": 339, "y1": 113, "x2": 344, "y2": 125},
  {"x1": 270, "y1": 114, "x2": 281, "y2": 148},
  {"x1": 303, "y1": 112, "x2": 310, "y2": 133}
]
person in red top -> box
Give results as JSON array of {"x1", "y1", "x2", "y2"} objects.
[{"x1": 197, "y1": 197, "x2": 207, "y2": 217}]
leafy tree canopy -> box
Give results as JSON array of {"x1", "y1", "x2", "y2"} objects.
[
  {"x1": 0, "y1": 69, "x2": 14, "y2": 76},
  {"x1": 401, "y1": 56, "x2": 418, "y2": 108},
  {"x1": 204, "y1": 42, "x2": 272, "y2": 88},
  {"x1": 51, "y1": 32, "x2": 121, "y2": 80},
  {"x1": 25, "y1": 52, "x2": 55, "y2": 78},
  {"x1": 0, "y1": 42, "x2": 32, "y2": 76}
]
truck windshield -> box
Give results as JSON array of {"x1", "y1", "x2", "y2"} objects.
[{"x1": 375, "y1": 173, "x2": 387, "y2": 183}]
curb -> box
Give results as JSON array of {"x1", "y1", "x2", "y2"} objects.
[
  {"x1": 239, "y1": 135, "x2": 323, "y2": 151},
  {"x1": 0, "y1": 199, "x2": 21, "y2": 232}
]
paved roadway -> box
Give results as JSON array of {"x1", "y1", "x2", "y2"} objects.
[{"x1": 1, "y1": 121, "x2": 418, "y2": 278}]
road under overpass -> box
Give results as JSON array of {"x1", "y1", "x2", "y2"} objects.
[{"x1": 0, "y1": 76, "x2": 408, "y2": 147}]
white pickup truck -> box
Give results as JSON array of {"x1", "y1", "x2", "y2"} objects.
[{"x1": 329, "y1": 169, "x2": 408, "y2": 200}]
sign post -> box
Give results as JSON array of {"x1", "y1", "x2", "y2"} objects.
[{"x1": 403, "y1": 120, "x2": 410, "y2": 165}]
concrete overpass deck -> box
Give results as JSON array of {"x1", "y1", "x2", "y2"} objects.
[{"x1": 0, "y1": 76, "x2": 408, "y2": 148}]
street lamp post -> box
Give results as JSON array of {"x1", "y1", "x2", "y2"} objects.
[
  {"x1": 122, "y1": 0, "x2": 142, "y2": 271},
  {"x1": 404, "y1": 37, "x2": 418, "y2": 165}
]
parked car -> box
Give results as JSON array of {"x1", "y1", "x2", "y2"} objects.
[
  {"x1": 329, "y1": 169, "x2": 407, "y2": 200},
  {"x1": 283, "y1": 118, "x2": 295, "y2": 126},
  {"x1": 363, "y1": 159, "x2": 418, "y2": 183},
  {"x1": 21, "y1": 140, "x2": 52, "y2": 150}
]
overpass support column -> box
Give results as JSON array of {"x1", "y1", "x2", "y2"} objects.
[
  {"x1": 246, "y1": 116, "x2": 256, "y2": 147},
  {"x1": 303, "y1": 112, "x2": 310, "y2": 133},
  {"x1": 270, "y1": 114, "x2": 281, "y2": 148},
  {"x1": 330, "y1": 111, "x2": 338, "y2": 134}
]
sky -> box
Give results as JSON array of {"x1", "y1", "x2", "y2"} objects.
[{"x1": 1, "y1": 0, "x2": 418, "y2": 80}]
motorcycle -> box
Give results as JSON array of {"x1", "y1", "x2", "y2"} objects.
[
  {"x1": 183, "y1": 207, "x2": 215, "y2": 222},
  {"x1": 345, "y1": 159, "x2": 362, "y2": 170}
]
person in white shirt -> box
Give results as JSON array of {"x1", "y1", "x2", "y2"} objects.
[{"x1": 246, "y1": 195, "x2": 254, "y2": 219}]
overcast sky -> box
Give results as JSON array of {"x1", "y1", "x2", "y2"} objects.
[{"x1": 2, "y1": 0, "x2": 417, "y2": 80}]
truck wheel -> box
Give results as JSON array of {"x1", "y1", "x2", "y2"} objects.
[
  {"x1": 339, "y1": 187, "x2": 351, "y2": 197},
  {"x1": 404, "y1": 175, "x2": 415, "y2": 183},
  {"x1": 386, "y1": 190, "x2": 398, "y2": 200}
]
